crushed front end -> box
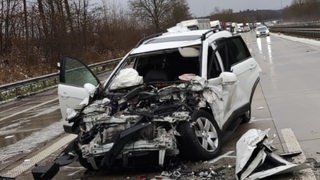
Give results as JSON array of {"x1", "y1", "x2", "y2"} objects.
[{"x1": 74, "y1": 81, "x2": 205, "y2": 170}]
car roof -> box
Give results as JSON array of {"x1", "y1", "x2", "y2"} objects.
[{"x1": 130, "y1": 30, "x2": 232, "y2": 55}]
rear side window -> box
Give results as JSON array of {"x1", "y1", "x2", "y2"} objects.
[
  {"x1": 216, "y1": 36, "x2": 251, "y2": 71},
  {"x1": 228, "y1": 37, "x2": 251, "y2": 65}
]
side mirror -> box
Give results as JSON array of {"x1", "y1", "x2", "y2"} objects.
[
  {"x1": 84, "y1": 83, "x2": 96, "y2": 97},
  {"x1": 220, "y1": 72, "x2": 237, "y2": 84}
]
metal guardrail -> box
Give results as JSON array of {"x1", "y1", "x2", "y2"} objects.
[
  {"x1": 0, "y1": 58, "x2": 122, "y2": 102},
  {"x1": 270, "y1": 24, "x2": 320, "y2": 39}
]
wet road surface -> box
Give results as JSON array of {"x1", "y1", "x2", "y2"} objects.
[
  {"x1": 243, "y1": 32, "x2": 320, "y2": 162},
  {"x1": 1, "y1": 32, "x2": 320, "y2": 179}
]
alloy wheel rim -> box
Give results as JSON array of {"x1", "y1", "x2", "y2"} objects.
[{"x1": 194, "y1": 117, "x2": 219, "y2": 152}]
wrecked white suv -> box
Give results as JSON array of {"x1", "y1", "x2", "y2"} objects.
[{"x1": 57, "y1": 30, "x2": 260, "y2": 170}]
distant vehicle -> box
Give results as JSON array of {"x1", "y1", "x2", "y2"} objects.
[
  {"x1": 232, "y1": 22, "x2": 238, "y2": 34},
  {"x1": 210, "y1": 20, "x2": 222, "y2": 31},
  {"x1": 177, "y1": 19, "x2": 211, "y2": 30},
  {"x1": 243, "y1": 26, "x2": 251, "y2": 32},
  {"x1": 256, "y1": 26, "x2": 270, "y2": 37},
  {"x1": 255, "y1": 22, "x2": 262, "y2": 27},
  {"x1": 224, "y1": 22, "x2": 233, "y2": 32},
  {"x1": 237, "y1": 23, "x2": 244, "y2": 33},
  {"x1": 243, "y1": 23, "x2": 251, "y2": 32}
]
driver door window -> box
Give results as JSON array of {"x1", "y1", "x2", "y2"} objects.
[{"x1": 60, "y1": 57, "x2": 99, "y2": 87}]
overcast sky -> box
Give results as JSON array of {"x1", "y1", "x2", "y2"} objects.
[{"x1": 98, "y1": 0, "x2": 293, "y2": 17}]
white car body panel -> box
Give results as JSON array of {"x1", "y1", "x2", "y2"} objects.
[
  {"x1": 131, "y1": 30, "x2": 232, "y2": 55},
  {"x1": 58, "y1": 30, "x2": 260, "y2": 134},
  {"x1": 55, "y1": 29, "x2": 261, "y2": 170},
  {"x1": 231, "y1": 58, "x2": 259, "y2": 102},
  {"x1": 131, "y1": 41, "x2": 201, "y2": 55},
  {"x1": 58, "y1": 84, "x2": 89, "y2": 120}
]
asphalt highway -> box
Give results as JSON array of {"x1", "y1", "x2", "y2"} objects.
[
  {"x1": 1, "y1": 31, "x2": 320, "y2": 179},
  {"x1": 244, "y1": 32, "x2": 320, "y2": 162}
]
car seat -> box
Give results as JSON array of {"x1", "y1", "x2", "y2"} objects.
[
  {"x1": 143, "y1": 55, "x2": 169, "y2": 83},
  {"x1": 144, "y1": 69, "x2": 168, "y2": 83}
]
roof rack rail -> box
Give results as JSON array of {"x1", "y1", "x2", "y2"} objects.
[
  {"x1": 201, "y1": 29, "x2": 215, "y2": 41},
  {"x1": 135, "y1": 33, "x2": 162, "y2": 48}
]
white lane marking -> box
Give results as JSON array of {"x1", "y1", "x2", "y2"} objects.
[
  {"x1": 66, "y1": 167, "x2": 85, "y2": 176},
  {"x1": 208, "y1": 151, "x2": 235, "y2": 164},
  {"x1": 1, "y1": 134, "x2": 77, "y2": 178},
  {"x1": 0, "y1": 98, "x2": 58, "y2": 122},
  {"x1": 0, "y1": 128, "x2": 42, "y2": 136},
  {"x1": 250, "y1": 117, "x2": 273, "y2": 122},
  {"x1": 281, "y1": 128, "x2": 316, "y2": 180}
]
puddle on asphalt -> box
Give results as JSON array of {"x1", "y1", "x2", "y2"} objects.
[{"x1": 0, "y1": 120, "x2": 64, "y2": 162}]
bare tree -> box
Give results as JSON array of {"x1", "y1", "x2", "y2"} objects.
[
  {"x1": 0, "y1": 0, "x2": 172, "y2": 85},
  {"x1": 64, "y1": 0, "x2": 73, "y2": 33},
  {"x1": 129, "y1": 0, "x2": 190, "y2": 31},
  {"x1": 37, "y1": 0, "x2": 48, "y2": 37},
  {"x1": 292, "y1": 0, "x2": 305, "y2": 5},
  {"x1": 165, "y1": 0, "x2": 191, "y2": 27}
]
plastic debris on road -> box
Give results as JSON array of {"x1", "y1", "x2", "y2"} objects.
[{"x1": 235, "y1": 129, "x2": 309, "y2": 180}]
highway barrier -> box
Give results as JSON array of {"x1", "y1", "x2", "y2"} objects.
[
  {"x1": 0, "y1": 58, "x2": 122, "y2": 102},
  {"x1": 270, "y1": 22, "x2": 320, "y2": 39}
]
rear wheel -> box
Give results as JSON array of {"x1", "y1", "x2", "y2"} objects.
[{"x1": 178, "y1": 110, "x2": 222, "y2": 160}]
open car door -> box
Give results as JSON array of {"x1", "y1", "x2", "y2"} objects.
[{"x1": 58, "y1": 57, "x2": 101, "y2": 120}]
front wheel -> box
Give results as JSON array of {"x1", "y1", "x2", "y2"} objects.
[
  {"x1": 177, "y1": 110, "x2": 222, "y2": 160},
  {"x1": 242, "y1": 108, "x2": 251, "y2": 123}
]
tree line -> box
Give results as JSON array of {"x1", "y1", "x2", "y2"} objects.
[
  {"x1": 210, "y1": 9, "x2": 282, "y2": 23},
  {"x1": 0, "y1": 0, "x2": 190, "y2": 85},
  {"x1": 283, "y1": 0, "x2": 320, "y2": 21},
  {"x1": 210, "y1": 0, "x2": 320, "y2": 24}
]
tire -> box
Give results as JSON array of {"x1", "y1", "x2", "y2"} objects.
[
  {"x1": 75, "y1": 142, "x2": 100, "y2": 171},
  {"x1": 242, "y1": 107, "x2": 251, "y2": 123},
  {"x1": 177, "y1": 110, "x2": 222, "y2": 160},
  {"x1": 78, "y1": 155, "x2": 95, "y2": 170}
]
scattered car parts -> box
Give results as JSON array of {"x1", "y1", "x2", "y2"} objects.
[{"x1": 235, "y1": 129, "x2": 309, "y2": 180}]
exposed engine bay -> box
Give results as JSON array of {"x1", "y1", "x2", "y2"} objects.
[{"x1": 70, "y1": 75, "x2": 223, "y2": 170}]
